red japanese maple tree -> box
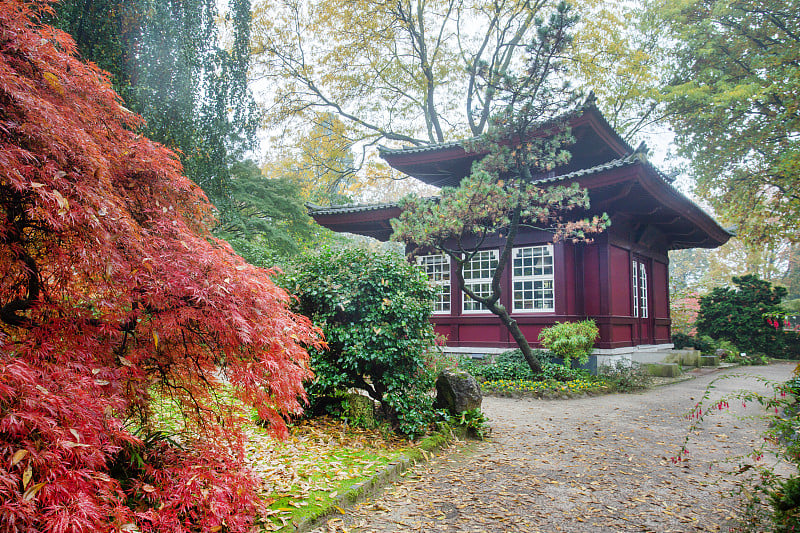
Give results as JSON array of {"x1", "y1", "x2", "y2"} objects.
[{"x1": 0, "y1": 1, "x2": 319, "y2": 531}]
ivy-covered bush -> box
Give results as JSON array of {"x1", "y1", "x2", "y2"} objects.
[
  {"x1": 696, "y1": 275, "x2": 787, "y2": 357},
  {"x1": 538, "y1": 320, "x2": 599, "y2": 366},
  {"x1": 281, "y1": 247, "x2": 438, "y2": 437}
]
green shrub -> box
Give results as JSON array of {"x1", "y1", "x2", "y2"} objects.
[
  {"x1": 785, "y1": 331, "x2": 800, "y2": 359},
  {"x1": 459, "y1": 350, "x2": 538, "y2": 381},
  {"x1": 713, "y1": 338, "x2": 740, "y2": 360},
  {"x1": 598, "y1": 361, "x2": 652, "y2": 392},
  {"x1": 692, "y1": 334, "x2": 716, "y2": 354},
  {"x1": 771, "y1": 476, "x2": 800, "y2": 532},
  {"x1": 459, "y1": 349, "x2": 590, "y2": 383},
  {"x1": 538, "y1": 320, "x2": 599, "y2": 366},
  {"x1": 281, "y1": 247, "x2": 438, "y2": 437},
  {"x1": 696, "y1": 274, "x2": 787, "y2": 357},
  {"x1": 671, "y1": 332, "x2": 694, "y2": 349}
]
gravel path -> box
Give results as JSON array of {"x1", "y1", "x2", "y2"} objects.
[{"x1": 314, "y1": 363, "x2": 796, "y2": 532}]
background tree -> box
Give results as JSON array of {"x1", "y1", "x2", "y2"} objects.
[
  {"x1": 696, "y1": 275, "x2": 787, "y2": 356},
  {"x1": 215, "y1": 159, "x2": 319, "y2": 265},
  {"x1": 392, "y1": 3, "x2": 609, "y2": 373},
  {"x1": 251, "y1": 0, "x2": 660, "y2": 185},
  {"x1": 566, "y1": 0, "x2": 664, "y2": 140},
  {"x1": 669, "y1": 240, "x2": 800, "y2": 297},
  {"x1": 0, "y1": 2, "x2": 318, "y2": 530},
  {"x1": 261, "y1": 113, "x2": 361, "y2": 204},
  {"x1": 50, "y1": 0, "x2": 258, "y2": 212},
  {"x1": 645, "y1": 0, "x2": 799, "y2": 245}
]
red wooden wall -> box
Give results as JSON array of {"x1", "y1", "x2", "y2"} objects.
[{"x1": 428, "y1": 227, "x2": 672, "y2": 350}]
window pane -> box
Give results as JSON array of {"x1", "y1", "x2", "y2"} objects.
[
  {"x1": 462, "y1": 250, "x2": 498, "y2": 312},
  {"x1": 416, "y1": 254, "x2": 451, "y2": 313},
  {"x1": 512, "y1": 246, "x2": 554, "y2": 312}
]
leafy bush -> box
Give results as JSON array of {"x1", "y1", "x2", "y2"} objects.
[
  {"x1": 697, "y1": 274, "x2": 787, "y2": 357},
  {"x1": 598, "y1": 361, "x2": 652, "y2": 392},
  {"x1": 459, "y1": 350, "x2": 537, "y2": 381},
  {"x1": 770, "y1": 476, "x2": 800, "y2": 532},
  {"x1": 785, "y1": 331, "x2": 800, "y2": 359},
  {"x1": 693, "y1": 334, "x2": 716, "y2": 354},
  {"x1": 459, "y1": 349, "x2": 589, "y2": 383},
  {"x1": 538, "y1": 320, "x2": 599, "y2": 366},
  {"x1": 281, "y1": 247, "x2": 438, "y2": 437},
  {"x1": 438, "y1": 408, "x2": 490, "y2": 439},
  {"x1": 713, "y1": 338, "x2": 740, "y2": 360},
  {"x1": 671, "y1": 332, "x2": 694, "y2": 349}
]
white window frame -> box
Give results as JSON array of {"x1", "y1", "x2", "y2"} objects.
[
  {"x1": 462, "y1": 250, "x2": 498, "y2": 314},
  {"x1": 416, "y1": 254, "x2": 451, "y2": 314},
  {"x1": 639, "y1": 261, "x2": 649, "y2": 319},
  {"x1": 512, "y1": 245, "x2": 555, "y2": 313},
  {"x1": 632, "y1": 259, "x2": 648, "y2": 318},
  {"x1": 632, "y1": 260, "x2": 639, "y2": 318}
]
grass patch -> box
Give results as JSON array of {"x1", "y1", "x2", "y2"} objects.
[
  {"x1": 247, "y1": 416, "x2": 417, "y2": 531},
  {"x1": 142, "y1": 388, "x2": 423, "y2": 531}
]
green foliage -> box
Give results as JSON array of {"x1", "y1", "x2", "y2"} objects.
[
  {"x1": 598, "y1": 361, "x2": 652, "y2": 392},
  {"x1": 786, "y1": 332, "x2": 800, "y2": 360},
  {"x1": 447, "y1": 408, "x2": 490, "y2": 440},
  {"x1": 714, "y1": 339, "x2": 740, "y2": 360},
  {"x1": 692, "y1": 335, "x2": 716, "y2": 355},
  {"x1": 458, "y1": 350, "x2": 590, "y2": 383},
  {"x1": 696, "y1": 275, "x2": 787, "y2": 357},
  {"x1": 281, "y1": 247, "x2": 439, "y2": 437},
  {"x1": 215, "y1": 160, "x2": 319, "y2": 263},
  {"x1": 671, "y1": 332, "x2": 693, "y2": 350},
  {"x1": 770, "y1": 476, "x2": 800, "y2": 533},
  {"x1": 458, "y1": 352, "x2": 538, "y2": 382},
  {"x1": 538, "y1": 320, "x2": 599, "y2": 366},
  {"x1": 52, "y1": 0, "x2": 258, "y2": 213},
  {"x1": 647, "y1": 0, "x2": 800, "y2": 245}
]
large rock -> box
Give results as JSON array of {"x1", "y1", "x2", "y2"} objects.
[{"x1": 434, "y1": 369, "x2": 482, "y2": 415}]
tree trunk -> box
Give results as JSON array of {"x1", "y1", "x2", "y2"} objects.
[
  {"x1": 450, "y1": 204, "x2": 543, "y2": 374},
  {"x1": 489, "y1": 302, "x2": 542, "y2": 373}
]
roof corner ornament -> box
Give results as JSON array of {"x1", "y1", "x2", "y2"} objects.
[
  {"x1": 583, "y1": 91, "x2": 598, "y2": 109},
  {"x1": 631, "y1": 141, "x2": 649, "y2": 161}
]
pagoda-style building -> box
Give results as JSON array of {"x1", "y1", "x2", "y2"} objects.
[{"x1": 308, "y1": 101, "x2": 730, "y2": 365}]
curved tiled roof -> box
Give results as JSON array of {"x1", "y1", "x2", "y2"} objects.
[
  {"x1": 306, "y1": 151, "x2": 647, "y2": 217},
  {"x1": 306, "y1": 201, "x2": 400, "y2": 216}
]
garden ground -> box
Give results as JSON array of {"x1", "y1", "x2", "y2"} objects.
[{"x1": 312, "y1": 362, "x2": 796, "y2": 532}]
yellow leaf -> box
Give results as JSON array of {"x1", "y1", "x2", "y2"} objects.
[
  {"x1": 11, "y1": 449, "x2": 28, "y2": 466},
  {"x1": 52, "y1": 190, "x2": 69, "y2": 215},
  {"x1": 22, "y1": 465, "x2": 32, "y2": 489},
  {"x1": 23, "y1": 482, "x2": 46, "y2": 501},
  {"x1": 43, "y1": 72, "x2": 64, "y2": 95},
  {"x1": 153, "y1": 331, "x2": 159, "y2": 350}
]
